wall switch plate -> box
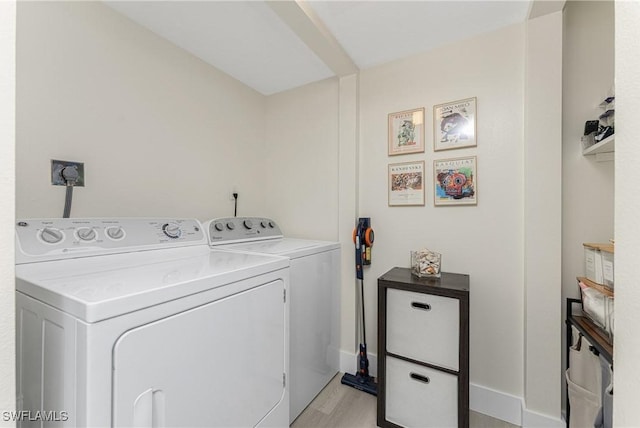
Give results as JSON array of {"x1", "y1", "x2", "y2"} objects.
[{"x1": 51, "y1": 159, "x2": 85, "y2": 186}]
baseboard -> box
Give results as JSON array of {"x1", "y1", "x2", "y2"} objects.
[
  {"x1": 471, "y1": 383, "x2": 565, "y2": 428},
  {"x1": 340, "y1": 349, "x2": 378, "y2": 378},
  {"x1": 522, "y1": 408, "x2": 565, "y2": 428},
  {"x1": 470, "y1": 382, "x2": 523, "y2": 426}
]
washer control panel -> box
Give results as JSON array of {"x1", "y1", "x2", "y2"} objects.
[
  {"x1": 207, "y1": 217, "x2": 282, "y2": 245},
  {"x1": 15, "y1": 218, "x2": 206, "y2": 263}
]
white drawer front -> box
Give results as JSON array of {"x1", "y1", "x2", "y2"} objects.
[
  {"x1": 386, "y1": 356, "x2": 458, "y2": 428},
  {"x1": 387, "y1": 288, "x2": 459, "y2": 370}
]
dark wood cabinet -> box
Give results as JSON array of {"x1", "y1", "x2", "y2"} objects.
[{"x1": 377, "y1": 267, "x2": 470, "y2": 428}]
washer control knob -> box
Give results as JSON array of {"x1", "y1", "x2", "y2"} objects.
[
  {"x1": 214, "y1": 222, "x2": 224, "y2": 232},
  {"x1": 226, "y1": 222, "x2": 235, "y2": 231},
  {"x1": 106, "y1": 226, "x2": 125, "y2": 240},
  {"x1": 243, "y1": 220, "x2": 253, "y2": 229},
  {"x1": 260, "y1": 221, "x2": 267, "y2": 228},
  {"x1": 162, "y1": 223, "x2": 182, "y2": 239},
  {"x1": 76, "y1": 227, "x2": 96, "y2": 241},
  {"x1": 40, "y1": 227, "x2": 64, "y2": 244},
  {"x1": 268, "y1": 221, "x2": 275, "y2": 228}
]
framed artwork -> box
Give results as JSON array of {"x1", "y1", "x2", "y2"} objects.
[
  {"x1": 434, "y1": 156, "x2": 477, "y2": 206},
  {"x1": 388, "y1": 108, "x2": 425, "y2": 156},
  {"x1": 388, "y1": 161, "x2": 425, "y2": 206},
  {"x1": 433, "y1": 97, "x2": 476, "y2": 151}
]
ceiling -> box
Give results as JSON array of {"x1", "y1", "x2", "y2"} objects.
[{"x1": 105, "y1": 1, "x2": 549, "y2": 96}]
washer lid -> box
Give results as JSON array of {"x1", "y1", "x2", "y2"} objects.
[
  {"x1": 220, "y1": 238, "x2": 340, "y2": 258},
  {"x1": 16, "y1": 246, "x2": 289, "y2": 323}
]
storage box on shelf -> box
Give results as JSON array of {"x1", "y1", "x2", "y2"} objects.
[
  {"x1": 577, "y1": 277, "x2": 614, "y2": 344},
  {"x1": 377, "y1": 267, "x2": 469, "y2": 428},
  {"x1": 583, "y1": 242, "x2": 614, "y2": 289}
]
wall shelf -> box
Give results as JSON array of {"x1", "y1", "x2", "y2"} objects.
[{"x1": 583, "y1": 135, "x2": 614, "y2": 161}]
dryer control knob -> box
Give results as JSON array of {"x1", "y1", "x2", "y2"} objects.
[
  {"x1": 243, "y1": 220, "x2": 253, "y2": 229},
  {"x1": 226, "y1": 222, "x2": 235, "y2": 231},
  {"x1": 268, "y1": 221, "x2": 275, "y2": 228},
  {"x1": 40, "y1": 227, "x2": 63, "y2": 244},
  {"x1": 106, "y1": 226, "x2": 125, "y2": 240},
  {"x1": 162, "y1": 223, "x2": 182, "y2": 239},
  {"x1": 260, "y1": 221, "x2": 267, "y2": 228},
  {"x1": 76, "y1": 227, "x2": 96, "y2": 241},
  {"x1": 214, "y1": 222, "x2": 224, "y2": 232}
]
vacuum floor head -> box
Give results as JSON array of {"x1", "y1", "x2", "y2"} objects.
[{"x1": 340, "y1": 372, "x2": 377, "y2": 396}]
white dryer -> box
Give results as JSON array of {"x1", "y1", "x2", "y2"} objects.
[
  {"x1": 15, "y1": 218, "x2": 289, "y2": 428},
  {"x1": 204, "y1": 217, "x2": 340, "y2": 423}
]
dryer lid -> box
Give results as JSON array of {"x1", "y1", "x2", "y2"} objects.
[{"x1": 219, "y1": 238, "x2": 340, "y2": 258}]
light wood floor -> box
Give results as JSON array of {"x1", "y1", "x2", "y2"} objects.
[{"x1": 291, "y1": 373, "x2": 519, "y2": 428}]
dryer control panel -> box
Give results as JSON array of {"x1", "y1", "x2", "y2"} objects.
[
  {"x1": 206, "y1": 217, "x2": 283, "y2": 245},
  {"x1": 15, "y1": 218, "x2": 206, "y2": 264}
]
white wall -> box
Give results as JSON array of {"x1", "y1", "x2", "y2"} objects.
[
  {"x1": 16, "y1": 2, "x2": 267, "y2": 221},
  {"x1": 358, "y1": 23, "x2": 525, "y2": 400},
  {"x1": 523, "y1": 11, "x2": 563, "y2": 424},
  {"x1": 613, "y1": 1, "x2": 640, "y2": 425},
  {"x1": 0, "y1": 1, "x2": 16, "y2": 425},
  {"x1": 264, "y1": 77, "x2": 340, "y2": 240}
]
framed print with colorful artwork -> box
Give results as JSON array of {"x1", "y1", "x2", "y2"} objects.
[
  {"x1": 433, "y1": 97, "x2": 476, "y2": 151},
  {"x1": 388, "y1": 108, "x2": 425, "y2": 156},
  {"x1": 388, "y1": 161, "x2": 425, "y2": 206},
  {"x1": 434, "y1": 156, "x2": 477, "y2": 206}
]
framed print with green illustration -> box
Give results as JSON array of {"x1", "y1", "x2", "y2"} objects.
[{"x1": 388, "y1": 108, "x2": 425, "y2": 156}]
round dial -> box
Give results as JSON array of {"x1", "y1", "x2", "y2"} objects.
[
  {"x1": 214, "y1": 222, "x2": 224, "y2": 232},
  {"x1": 243, "y1": 220, "x2": 253, "y2": 229},
  {"x1": 76, "y1": 227, "x2": 96, "y2": 241},
  {"x1": 162, "y1": 223, "x2": 182, "y2": 239},
  {"x1": 260, "y1": 221, "x2": 267, "y2": 228},
  {"x1": 268, "y1": 221, "x2": 275, "y2": 228},
  {"x1": 226, "y1": 222, "x2": 235, "y2": 230},
  {"x1": 40, "y1": 227, "x2": 64, "y2": 244},
  {"x1": 106, "y1": 226, "x2": 125, "y2": 240}
]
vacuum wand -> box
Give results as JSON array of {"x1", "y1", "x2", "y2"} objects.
[{"x1": 341, "y1": 218, "x2": 377, "y2": 396}]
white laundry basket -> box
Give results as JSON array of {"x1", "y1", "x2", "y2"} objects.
[
  {"x1": 567, "y1": 369, "x2": 601, "y2": 428},
  {"x1": 569, "y1": 327, "x2": 602, "y2": 394},
  {"x1": 567, "y1": 326, "x2": 602, "y2": 428}
]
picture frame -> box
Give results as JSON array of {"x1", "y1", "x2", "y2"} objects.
[
  {"x1": 434, "y1": 156, "x2": 477, "y2": 206},
  {"x1": 433, "y1": 97, "x2": 477, "y2": 151},
  {"x1": 388, "y1": 161, "x2": 425, "y2": 206},
  {"x1": 388, "y1": 108, "x2": 425, "y2": 156}
]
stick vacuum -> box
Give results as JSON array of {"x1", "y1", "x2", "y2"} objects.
[{"x1": 341, "y1": 218, "x2": 377, "y2": 396}]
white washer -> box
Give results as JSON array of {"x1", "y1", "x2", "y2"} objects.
[
  {"x1": 204, "y1": 217, "x2": 340, "y2": 423},
  {"x1": 15, "y1": 218, "x2": 289, "y2": 428}
]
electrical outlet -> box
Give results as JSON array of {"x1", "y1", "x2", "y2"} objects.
[{"x1": 51, "y1": 159, "x2": 85, "y2": 186}]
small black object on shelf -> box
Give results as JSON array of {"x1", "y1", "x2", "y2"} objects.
[{"x1": 584, "y1": 120, "x2": 599, "y2": 136}]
